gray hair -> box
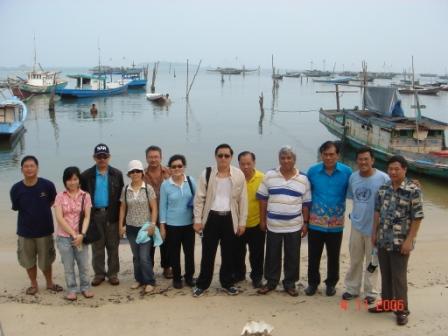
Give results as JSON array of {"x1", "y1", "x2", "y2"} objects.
[{"x1": 278, "y1": 145, "x2": 296, "y2": 161}]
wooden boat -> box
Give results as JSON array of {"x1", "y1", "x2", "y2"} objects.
[
  {"x1": 207, "y1": 67, "x2": 257, "y2": 75},
  {"x1": 313, "y1": 77, "x2": 352, "y2": 84},
  {"x1": 398, "y1": 86, "x2": 439, "y2": 95},
  {"x1": 56, "y1": 74, "x2": 128, "y2": 98},
  {"x1": 146, "y1": 93, "x2": 170, "y2": 103},
  {"x1": 0, "y1": 89, "x2": 28, "y2": 140},
  {"x1": 283, "y1": 72, "x2": 302, "y2": 78},
  {"x1": 319, "y1": 86, "x2": 448, "y2": 179},
  {"x1": 19, "y1": 69, "x2": 67, "y2": 94}
]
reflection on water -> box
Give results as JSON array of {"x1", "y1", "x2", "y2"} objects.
[{"x1": 0, "y1": 133, "x2": 25, "y2": 169}]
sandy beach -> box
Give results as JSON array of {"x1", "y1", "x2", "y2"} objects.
[{"x1": 1, "y1": 203, "x2": 447, "y2": 336}]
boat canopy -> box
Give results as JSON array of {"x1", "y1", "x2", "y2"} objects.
[
  {"x1": 67, "y1": 74, "x2": 106, "y2": 80},
  {"x1": 365, "y1": 86, "x2": 404, "y2": 117}
]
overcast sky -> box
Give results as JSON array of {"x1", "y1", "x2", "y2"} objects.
[{"x1": 1, "y1": 0, "x2": 447, "y2": 73}]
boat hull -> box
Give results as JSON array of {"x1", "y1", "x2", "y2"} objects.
[
  {"x1": 20, "y1": 81, "x2": 67, "y2": 94},
  {"x1": 127, "y1": 79, "x2": 147, "y2": 88},
  {"x1": 56, "y1": 85, "x2": 128, "y2": 98},
  {"x1": 0, "y1": 99, "x2": 28, "y2": 140},
  {"x1": 319, "y1": 110, "x2": 448, "y2": 179}
]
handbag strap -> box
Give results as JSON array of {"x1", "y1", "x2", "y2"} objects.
[
  {"x1": 79, "y1": 193, "x2": 86, "y2": 232},
  {"x1": 186, "y1": 176, "x2": 195, "y2": 196}
]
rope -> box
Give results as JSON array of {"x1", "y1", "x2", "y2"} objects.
[{"x1": 274, "y1": 109, "x2": 319, "y2": 113}]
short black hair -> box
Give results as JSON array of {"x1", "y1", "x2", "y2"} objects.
[
  {"x1": 238, "y1": 151, "x2": 256, "y2": 162},
  {"x1": 387, "y1": 155, "x2": 408, "y2": 169},
  {"x1": 168, "y1": 154, "x2": 187, "y2": 167},
  {"x1": 319, "y1": 140, "x2": 340, "y2": 154},
  {"x1": 21, "y1": 155, "x2": 39, "y2": 167},
  {"x1": 215, "y1": 143, "x2": 233, "y2": 156},
  {"x1": 356, "y1": 146, "x2": 374, "y2": 159},
  {"x1": 145, "y1": 145, "x2": 162, "y2": 157},
  {"x1": 62, "y1": 166, "x2": 81, "y2": 188}
]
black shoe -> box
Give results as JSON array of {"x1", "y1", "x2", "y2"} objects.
[
  {"x1": 364, "y1": 296, "x2": 376, "y2": 305},
  {"x1": 223, "y1": 286, "x2": 239, "y2": 295},
  {"x1": 396, "y1": 313, "x2": 408, "y2": 326},
  {"x1": 252, "y1": 280, "x2": 263, "y2": 289},
  {"x1": 173, "y1": 280, "x2": 183, "y2": 289},
  {"x1": 184, "y1": 278, "x2": 196, "y2": 287},
  {"x1": 284, "y1": 287, "x2": 299, "y2": 297},
  {"x1": 326, "y1": 286, "x2": 336, "y2": 296},
  {"x1": 342, "y1": 292, "x2": 358, "y2": 300},
  {"x1": 192, "y1": 287, "x2": 205, "y2": 298},
  {"x1": 233, "y1": 275, "x2": 246, "y2": 283},
  {"x1": 368, "y1": 302, "x2": 393, "y2": 313},
  {"x1": 304, "y1": 285, "x2": 317, "y2": 296}
]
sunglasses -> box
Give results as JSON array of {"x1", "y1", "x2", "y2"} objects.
[
  {"x1": 217, "y1": 154, "x2": 231, "y2": 158},
  {"x1": 170, "y1": 164, "x2": 184, "y2": 169},
  {"x1": 95, "y1": 154, "x2": 110, "y2": 160},
  {"x1": 129, "y1": 169, "x2": 142, "y2": 174}
]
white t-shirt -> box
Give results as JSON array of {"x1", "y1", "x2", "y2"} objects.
[{"x1": 211, "y1": 177, "x2": 231, "y2": 211}]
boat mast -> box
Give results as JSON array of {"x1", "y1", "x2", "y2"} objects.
[
  {"x1": 33, "y1": 34, "x2": 37, "y2": 73},
  {"x1": 411, "y1": 56, "x2": 422, "y2": 153}
]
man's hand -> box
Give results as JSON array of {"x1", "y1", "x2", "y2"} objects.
[
  {"x1": 119, "y1": 225, "x2": 126, "y2": 238},
  {"x1": 400, "y1": 238, "x2": 414, "y2": 255},
  {"x1": 193, "y1": 223, "x2": 203, "y2": 233},
  {"x1": 301, "y1": 224, "x2": 308, "y2": 238},
  {"x1": 371, "y1": 234, "x2": 377, "y2": 247},
  {"x1": 237, "y1": 226, "x2": 246, "y2": 236},
  {"x1": 259, "y1": 222, "x2": 267, "y2": 232},
  {"x1": 147, "y1": 225, "x2": 155, "y2": 236}
]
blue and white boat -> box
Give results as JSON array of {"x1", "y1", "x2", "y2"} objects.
[
  {"x1": 0, "y1": 89, "x2": 28, "y2": 139},
  {"x1": 56, "y1": 74, "x2": 128, "y2": 98}
]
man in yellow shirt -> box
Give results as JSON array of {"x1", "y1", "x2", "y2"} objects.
[{"x1": 233, "y1": 151, "x2": 265, "y2": 288}]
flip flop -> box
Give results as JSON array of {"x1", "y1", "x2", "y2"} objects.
[
  {"x1": 65, "y1": 292, "x2": 77, "y2": 301},
  {"x1": 81, "y1": 290, "x2": 95, "y2": 299},
  {"x1": 47, "y1": 284, "x2": 63, "y2": 292},
  {"x1": 144, "y1": 285, "x2": 154, "y2": 294},
  {"x1": 26, "y1": 286, "x2": 38, "y2": 295}
]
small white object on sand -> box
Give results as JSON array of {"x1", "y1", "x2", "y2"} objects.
[{"x1": 241, "y1": 320, "x2": 274, "y2": 336}]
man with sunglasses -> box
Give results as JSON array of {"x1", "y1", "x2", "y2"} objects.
[
  {"x1": 192, "y1": 144, "x2": 248, "y2": 297},
  {"x1": 81, "y1": 144, "x2": 124, "y2": 286}
]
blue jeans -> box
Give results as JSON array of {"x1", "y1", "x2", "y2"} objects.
[
  {"x1": 56, "y1": 236, "x2": 90, "y2": 293},
  {"x1": 126, "y1": 225, "x2": 155, "y2": 285}
]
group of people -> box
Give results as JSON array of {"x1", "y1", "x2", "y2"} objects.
[{"x1": 10, "y1": 140, "x2": 423, "y2": 327}]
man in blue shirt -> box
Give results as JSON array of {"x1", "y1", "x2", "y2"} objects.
[
  {"x1": 81, "y1": 144, "x2": 124, "y2": 286},
  {"x1": 305, "y1": 141, "x2": 352, "y2": 297},
  {"x1": 10, "y1": 155, "x2": 63, "y2": 295}
]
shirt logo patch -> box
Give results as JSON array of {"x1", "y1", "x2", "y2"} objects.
[
  {"x1": 40, "y1": 192, "x2": 47, "y2": 198},
  {"x1": 355, "y1": 187, "x2": 371, "y2": 202}
]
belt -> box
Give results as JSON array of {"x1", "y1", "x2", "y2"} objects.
[
  {"x1": 94, "y1": 207, "x2": 108, "y2": 212},
  {"x1": 210, "y1": 210, "x2": 231, "y2": 216}
]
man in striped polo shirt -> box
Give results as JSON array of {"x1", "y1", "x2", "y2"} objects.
[{"x1": 256, "y1": 146, "x2": 311, "y2": 297}]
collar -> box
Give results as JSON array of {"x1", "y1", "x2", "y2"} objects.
[
  {"x1": 96, "y1": 166, "x2": 109, "y2": 176},
  {"x1": 63, "y1": 189, "x2": 84, "y2": 198},
  {"x1": 318, "y1": 162, "x2": 341, "y2": 174},
  {"x1": 275, "y1": 167, "x2": 299, "y2": 178},
  {"x1": 168, "y1": 175, "x2": 187, "y2": 185}
]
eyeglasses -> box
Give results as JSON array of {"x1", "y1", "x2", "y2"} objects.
[
  {"x1": 217, "y1": 154, "x2": 231, "y2": 158},
  {"x1": 170, "y1": 164, "x2": 184, "y2": 169},
  {"x1": 95, "y1": 154, "x2": 110, "y2": 160},
  {"x1": 129, "y1": 169, "x2": 142, "y2": 174}
]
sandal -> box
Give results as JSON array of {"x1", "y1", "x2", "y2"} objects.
[
  {"x1": 26, "y1": 286, "x2": 38, "y2": 295},
  {"x1": 81, "y1": 290, "x2": 95, "y2": 299},
  {"x1": 47, "y1": 283, "x2": 64, "y2": 292},
  {"x1": 257, "y1": 285, "x2": 275, "y2": 295},
  {"x1": 131, "y1": 282, "x2": 142, "y2": 289},
  {"x1": 144, "y1": 285, "x2": 154, "y2": 294},
  {"x1": 65, "y1": 292, "x2": 77, "y2": 301}
]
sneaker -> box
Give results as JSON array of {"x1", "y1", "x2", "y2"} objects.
[
  {"x1": 223, "y1": 286, "x2": 239, "y2": 295},
  {"x1": 326, "y1": 285, "x2": 336, "y2": 296},
  {"x1": 396, "y1": 313, "x2": 408, "y2": 326},
  {"x1": 364, "y1": 296, "x2": 376, "y2": 305},
  {"x1": 304, "y1": 285, "x2": 317, "y2": 296},
  {"x1": 192, "y1": 287, "x2": 205, "y2": 298},
  {"x1": 342, "y1": 292, "x2": 358, "y2": 300}
]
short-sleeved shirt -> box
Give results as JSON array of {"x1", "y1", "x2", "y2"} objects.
[
  {"x1": 54, "y1": 190, "x2": 92, "y2": 237},
  {"x1": 94, "y1": 167, "x2": 109, "y2": 208},
  {"x1": 246, "y1": 170, "x2": 265, "y2": 228},
  {"x1": 256, "y1": 168, "x2": 312, "y2": 233},
  {"x1": 120, "y1": 182, "x2": 156, "y2": 227},
  {"x1": 307, "y1": 162, "x2": 352, "y2": 233},
  {"x1": 10, "y1": 177, "x2": 57, "y2": 238},
  {"x1": 375, "y1": 178, "x2": 424, "y2": 252},
  {"x1": 159, "y1": 176, "x2": 196, "y2": 226},
  {"x1": 347, "y1": 169, "x2": 390, "y2": 236}
]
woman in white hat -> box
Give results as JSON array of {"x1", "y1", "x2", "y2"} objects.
[{"x1": 118, "y1": 160, "x2": 158, "y2": 294}]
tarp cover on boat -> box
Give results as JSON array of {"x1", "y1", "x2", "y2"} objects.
[{"x1": 365, "y1": 86, "x2": 404, "y2": 117}]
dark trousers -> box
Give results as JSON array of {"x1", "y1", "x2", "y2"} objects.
[
  {"x1": 264, "y1": 230, "x2": 301, "y2": 289},
  {"x1": 196, "y1": 212, "x2": 236, "y2": 290},
  {"x1": 233, "y1": 224, "x2": 265, "y2": 282},
  {"x1": 126, "y1": 225, "x2": 155, "y2": 285},
  {"x1": 91, "y1": 211, "x2": 120, "y2": 278},
  {"x1": 166, "y1": 224, "x2": 195, "y2": 282},
  {"x1": 378, "y1": 248, "x2": 410, "y2": 314},
  {"x1": 307, "y1": 229, "x2": 343, "y2": 287},
  {"x1": 150, "y1": 223, "x2": 170, "y2": 269}
]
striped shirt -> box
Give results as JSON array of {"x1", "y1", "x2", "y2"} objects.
[{"x1": 256, "y1": 168, "x2": 312, "y2": 233}]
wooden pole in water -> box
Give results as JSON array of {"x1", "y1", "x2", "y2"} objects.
[
  {"x1": 49, "y1": 73, "x2": 56, "y2": 111},
  {"x1": 186, "y1": 59, "x2": 189, "y2": 99},
  {"x1": 187, "y1": 60, "x2": 202, "y2": 98},
  {"x1": 150, "y1": 61, "x2": 159, "y2": 93}
]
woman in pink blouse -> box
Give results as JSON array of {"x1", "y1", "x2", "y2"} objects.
[{"x1": 54, "y1": 167, "x2": 94, "y2": 301}]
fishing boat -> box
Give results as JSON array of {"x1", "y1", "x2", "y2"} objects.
[
  {"x1": 55, "y1": 74, "x2": 128, "y2": 98},
  {"x1": 19, "y1": 68, "x2": 67, "y2": 94},
  {"x1": 0, "y1": 89, "x2": 28, "y2": 140},
  {"x1": 313, "y1": 77, "x2": 352, "y2": 84},
  {"x1": 283, "y1": 71, "x2": 302, "y2": 78},
  {"x1": 319, "y1": 85, "x2": 448, "y2": 179},
  {"x1": 146, "y1": 93, "x2": 170, "y2": 103},
  {"x1": 398, "y1": 86, "x2": 440, "y2": 95},
  {"x1": 207, "y1": 67, "x2": 257, "y2": 75}
]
